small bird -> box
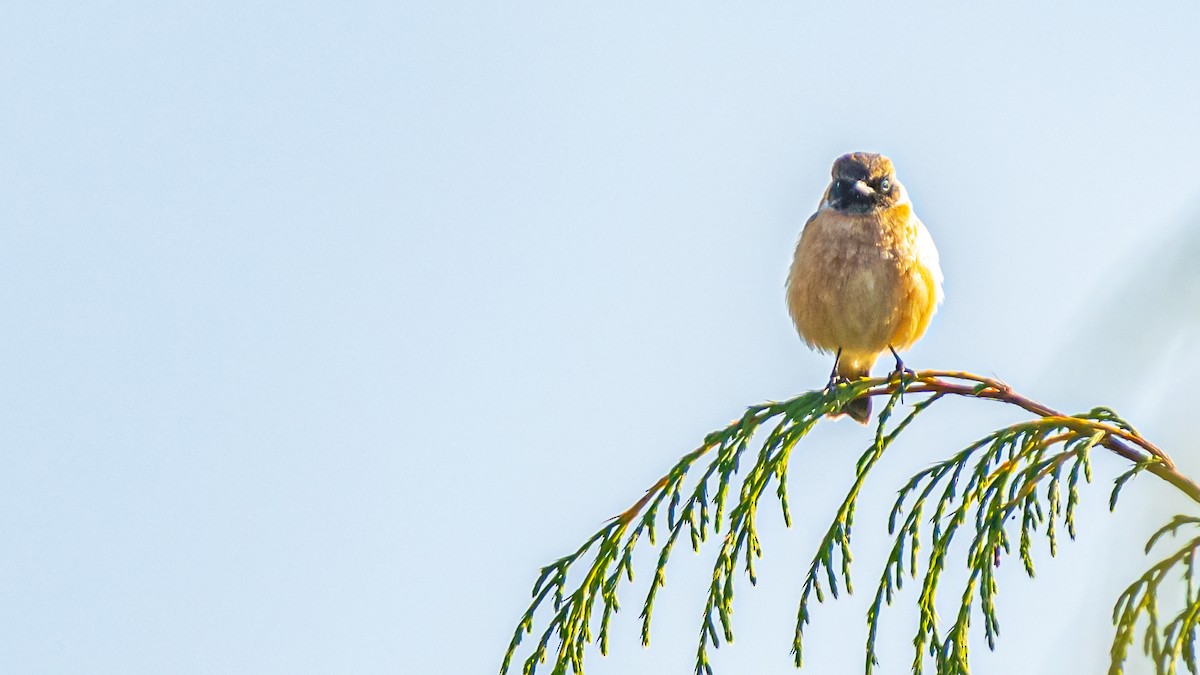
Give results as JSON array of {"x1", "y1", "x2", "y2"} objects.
[{"x1": 786, "y1": 152, "x2": 943, "y2": 423}]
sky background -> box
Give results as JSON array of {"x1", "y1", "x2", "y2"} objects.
[{"x1": 3, "y1": 1, "x2": 1200, "y2": 673}]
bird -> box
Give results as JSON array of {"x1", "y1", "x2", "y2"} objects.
[{"x1": 786, "y1": 152, "x2": 943, "y2": 424}]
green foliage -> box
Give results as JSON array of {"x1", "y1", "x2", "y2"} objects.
[
  {"x1": 500, "y1": 379, "x2": 862, "y2": 675},
  {"x1": 500, "y1": 371, "x2": 1195, "y2": 675},
  {"x1": 861, "y1": 416, "x2": 1104, "y2": 674},
  {"x1": 1111, "y1": 515, "x2": 1200, "y2": 674}
]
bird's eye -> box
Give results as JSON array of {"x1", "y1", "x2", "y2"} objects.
[{"x1": 879, "y1": 178, "x2": 892, "y2": 192}]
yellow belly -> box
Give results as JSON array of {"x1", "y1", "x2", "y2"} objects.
[{"x1": 786, "y1": 205, "x2": 941, "y2": 377}]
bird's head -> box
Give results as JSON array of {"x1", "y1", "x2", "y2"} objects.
[{"x1": 825, "y1": 152, "x2": 905, "y2": 214}]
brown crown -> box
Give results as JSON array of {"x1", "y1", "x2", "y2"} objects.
[{"x1": 831, "y1": 152, "x2": 896, "y2": 182}]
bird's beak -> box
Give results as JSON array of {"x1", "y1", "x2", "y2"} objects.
[{"x1": 851, "y1": 180, "x2": 875, "y2": 197}]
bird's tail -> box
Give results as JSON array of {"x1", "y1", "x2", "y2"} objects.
[{"x1": 832, "y1": 359, "x2": 872, "y2": 425}]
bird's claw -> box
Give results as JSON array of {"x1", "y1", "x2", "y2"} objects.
[
  {"x1": 823, "y1": 374, "x2": 850, "y2": 394},
  {"x1": 886, "y1": 346, "x2": 914, "y2": 384},
  {"x1": 886, "y1": 347, "x2": 915, "y2": 402}
]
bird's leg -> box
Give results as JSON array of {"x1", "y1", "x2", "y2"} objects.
[
  {"x1": 887, "y1": 346, "x2": 915, "y2": 379},
  {"x1": 887, "y1": 346, "x2": 916, "y2": 398},
  {"x1": 824, "y1": 347, "x2": 846, "y2": 391}
]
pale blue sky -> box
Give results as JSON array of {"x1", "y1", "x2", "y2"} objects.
[{"x1": 2, "y1": 2, "x2": 1200, "y2": 674}]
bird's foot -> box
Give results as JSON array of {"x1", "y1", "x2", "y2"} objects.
[
  {"x1": 886, "y1": 347, "x2": 915, "y2": 401},
  {"x1": 824, "y1": 347, "x2": 845, "y2": 392},
  {"x1": 823, "y1": 374, "x2": 850, "y2": 394},
  {"x1": 886, "y1": 347, "x2": 915, "y2": 382}
]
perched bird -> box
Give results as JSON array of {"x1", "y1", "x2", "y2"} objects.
[{"x1": 786, "y1": 152, "x2": 943, "y2": 423}]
